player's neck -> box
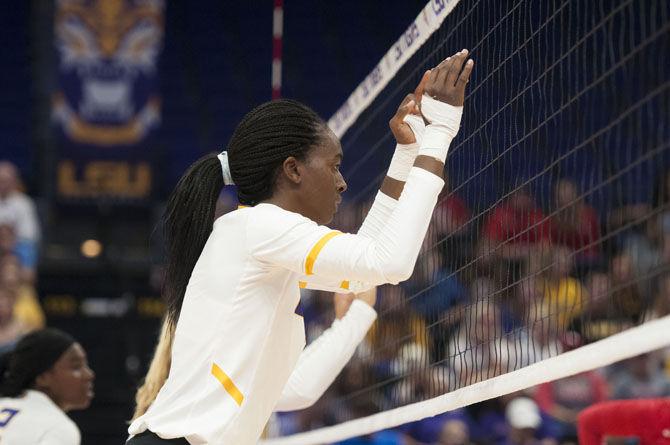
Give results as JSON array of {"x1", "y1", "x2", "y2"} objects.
[{"x1": 262, "y1": 193, "x2": 305, "y2": 217}]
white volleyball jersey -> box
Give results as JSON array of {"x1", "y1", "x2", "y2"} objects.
[
  {"x1": 129, "y1": 167, "x2": 443, "y2": 445},
  {"x1": 0, "y1": 390, "x2": 80, "y2": 445}
]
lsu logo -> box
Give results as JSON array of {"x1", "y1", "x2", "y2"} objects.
[{"x1": 52, "y1": 0, "x2": 164, "y2": 146}]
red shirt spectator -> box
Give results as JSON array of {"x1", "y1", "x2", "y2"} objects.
[
  {"x1": 535, "y1": 371, "x2": 608, "y2": 432},
  {"x1": 434, "y1": 193, "x2": 470, "y2": 235},
  {"x1": 578, "y1": 399, "x2": 670, "y2": 445},
  {"x1": 483, "y1": 189, "x2": 551, "y2": 245},
  {"x1": 551, "y1": 179, "x2": 601, "y2": 259}
]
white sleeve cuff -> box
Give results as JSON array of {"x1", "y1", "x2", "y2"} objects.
[{"x1": 345, "y1": 299, "x2": 378, "y2": 328}]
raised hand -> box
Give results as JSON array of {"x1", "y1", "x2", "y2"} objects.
[
  {"x1": 424, "y1": 49, "x2": 474, "y2": 107},
  {"x1": 389, "y1": 70, "x2": 431, "y2": 144}
]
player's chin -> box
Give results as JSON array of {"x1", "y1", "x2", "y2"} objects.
[
  {"x1": 319, "y1": 208, "x2": 337, "y2": 225},
  {"x1": 78, "y1": 387, "x2": 95, "y2": 408}
]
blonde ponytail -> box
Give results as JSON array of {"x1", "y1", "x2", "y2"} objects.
[{"x1": 132, "y1": 319, "x2": 175, "y2": 420}]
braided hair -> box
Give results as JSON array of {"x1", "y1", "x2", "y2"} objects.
[{"x1": 162, "y1": 99, "x2": 326, "y2": 326}]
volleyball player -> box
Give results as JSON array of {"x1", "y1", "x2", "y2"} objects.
[
  {"x1": 0, "y1": 328, "x2": 95, "y2": 444},
  {"x1": 128, "y1": 49, "x2": 474, "y2": 444},
  {"x1": 131, "y1": 68, "x2": 432, "y2": 423}
]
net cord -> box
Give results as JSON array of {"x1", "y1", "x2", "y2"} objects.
[
  {"x1": 260, "y1": 315, "x2": 670, "y2": 445},
  {"x1": 327, "y1": 0, "x2": 463, "y2": 138}
]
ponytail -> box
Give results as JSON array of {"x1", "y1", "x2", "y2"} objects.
[
  {"x1": 163, "y1": 153, "x2": 223, "y2": 325},
  {"x1": 132, "y1": 318, "x2": 175, "y2": 420},
  {"x1": 132, "y1": 154, "x2": 222, "y2": 419}
]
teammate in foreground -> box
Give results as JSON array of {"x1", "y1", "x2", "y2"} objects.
[
  {"x1": 0, "y1": 328, "x2": 95, "y2": 445},
  {"x1": 128, "y1": 49, "x2": 474, "y2": 444}
]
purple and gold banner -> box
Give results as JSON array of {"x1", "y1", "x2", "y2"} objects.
[{"x1": 52, "y1": 0, "x2": 164, "y2": 200}]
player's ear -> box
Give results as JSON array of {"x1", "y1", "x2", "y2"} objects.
[
  {"x1": 281, "y1": 157, "x2": 302, "y2": 185},
  {"x1": 34, "y1": 369, "x2": 54, "y2": 390}
]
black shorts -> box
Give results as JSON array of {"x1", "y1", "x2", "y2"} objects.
[{"x1": 126, "y1": 431, "x2": 189, "y2": 445}]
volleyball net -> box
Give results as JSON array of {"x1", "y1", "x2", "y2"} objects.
[{"x1": 265, "y1": 0, "x2": 670, "y2": 443}]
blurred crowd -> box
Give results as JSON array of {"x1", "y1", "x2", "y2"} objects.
[
  {"x1": 0, "y1": 161, "x2": 44, "y2": 354},
  {"x1": 277, "y1": 175, "x2": 670, "y2": 444}
]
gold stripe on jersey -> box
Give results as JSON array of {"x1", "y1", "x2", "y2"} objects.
[
  {"x1": 305, "y1": 231, "x2": 342, "y2": 275},
  {"x1": 211, "y1": 363, "x2": 244, "y2": 406},
  {"x1": 298, "y1": 279, "x2": 349, "y2": 290}
]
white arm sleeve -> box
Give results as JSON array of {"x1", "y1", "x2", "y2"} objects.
[
  {"x1": 250, "y1": 166, "x2": 445, "y2": 286},
  {"x1": 356, "y1": 191, "x2": 397, "y2": 240},
  {"x1": 274, "y1": 300, "x2": 377, "y2": 411},
  {"x1": 359, "y1": 113, "x2": 425, "y2": 239},
  {"x1": 299, "y1": 190, "x2": 397, "y2": 292}
]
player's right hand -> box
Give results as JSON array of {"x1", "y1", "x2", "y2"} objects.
[{"x1": 424, "y1": 49, "x2": 474, "y2": 107}]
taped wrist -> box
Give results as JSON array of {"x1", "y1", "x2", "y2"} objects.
[{"x1": 417, "y1": 95, "x2": 463, "y2": 163}]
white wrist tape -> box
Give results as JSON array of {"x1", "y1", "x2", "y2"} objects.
[
  {"x1": 387, "y1": 114, "x2": 425, "y2": 181},
  {"x1": 404, "y1": 113, "x2": 425, "y2": 142},
  {"x1": 387, "y1": 145, "x2": 417, "y2": 181},
  {"x1": 417, "y1": 95, "x2": 463, "y2": 163}
]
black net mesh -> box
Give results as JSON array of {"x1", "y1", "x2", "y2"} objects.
[{"x1": 283, "y1": 0, "x2": 670, "y2": 438}]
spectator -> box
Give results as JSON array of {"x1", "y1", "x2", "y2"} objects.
[
  {"x1": 0, "y1": 224, "x2": 34, "y2": 285},
  {"x1": 404, "y1": 250, "x2": 467, "y2": 361},
  {"x1": 433, "y1": 180, "x2": 471, "y2": 244},
  {"x1": 533, "y1": 247, "x2": 589, "y2": 331},
  {"x1": 519, "y1": 300, "x2": 563, "y2": 364},
  {"x1": 610, "y1": 353, "x2": 670, "y2": 399},
  {"x1": 580, "y1": 271, "x2": 617, "y2": 342},
  {"x1": 609, "y1": 252, "x2": 645, "y2": 323},
  {"x1": 1, "y1": 254, "x2": 44, "y2": 331},
  {"x1": 646, "y1": 273, "x2": 670, "y2": 320},
  {"x1": 607, "y1": 202, "x2": 651, "y2": 247},
  {"x1": 447, "y1": 298, "x2": 516, "y2": 386},
  {"x1": 404, "y1": 250, "x2": 467, "y2": 320},
  {"x1": 534, "y1": 370, "x2": 608, "y2": 442},
  {"x1": 550, "y1": 178, "x2": 601, "y2": 262},
  {"x1": 437, "y1": 417, "x2": 472, "y2": 445},
  {"x1": 401, "y1": 409, "x2": 474, "y2": 444},
  {"x1": 621, "y1": 217, "x2": 663, "y2": 298},
  {"x1": 0, "y1": 162, "x2": 40, "y2": 281},
  {"x1": 0, "y1": 286, "x2": 29, "y2": 354},
  {"x1": 366, "y1": 286, "x2": 428, "y2": 366},
  {"x1": 584, "y1": 271, "x2": 611, "y2": 316},
  {"x1": 481, "y1": 186, "x2": 551, "y2": 261},
  {"x1": 578, "y1": 399, "x2": 670, "y2": 445},
  {"x1": 504, "y1": 397, "x2": 558, "y2": 445}
]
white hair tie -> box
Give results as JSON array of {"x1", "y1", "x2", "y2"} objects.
[{"x1": 217, "y1": 151, "x2": 235, "y2": 185}]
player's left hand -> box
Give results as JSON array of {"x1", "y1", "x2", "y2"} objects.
[
  {"x1": 389, "y1": 70, "x2": 431, "y2": 144},
  {"x1": 334, "y1": 292, "x2": 355, "y2": 319},
  {"x1": 334, "y1": 287, "x2": 377, "y2": 319}
]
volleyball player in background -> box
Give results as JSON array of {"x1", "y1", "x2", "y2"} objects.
[
  {"x1": 0, "y1": 328, "x2": 95, "y2": 445},
  {"x1": 128, "y1": 49, "x2": 474, "y2": 444}
]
